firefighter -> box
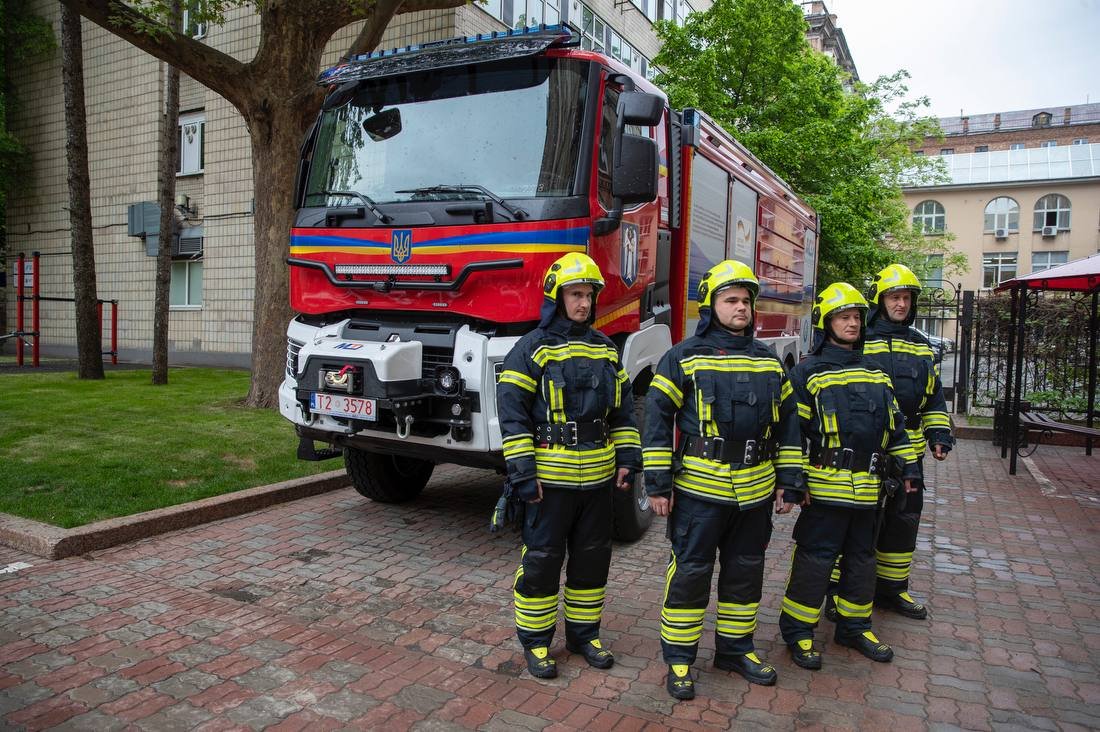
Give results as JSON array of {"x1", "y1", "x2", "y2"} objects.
[
  {"x1": 643, "y1": 260, "x2": 803, "y2": 700},
  {"x1": 496, "y1": 252, "x2": 641, "y2": 680},
  {"x1": 777, "y1": 282, "x2": 920, "y2": 669},
  {"x1": 860, "y1": 263, "x2": 952, "y2": 618}
]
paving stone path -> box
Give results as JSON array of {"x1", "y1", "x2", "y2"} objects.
[{"x1": 2, "y1": 439, "x2": 1099, "y2": 730}]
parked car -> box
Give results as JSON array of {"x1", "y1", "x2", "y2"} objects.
[{"x1": 911, "y1": 327, "x2": 954, "y2": 362}]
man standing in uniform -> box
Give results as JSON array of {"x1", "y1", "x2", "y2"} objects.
[
  {"x1": 861, "y1": 263, "x2": 952, "y2": 618},
  {"x1": 777, "y1": 282, "x2": 920, "y2": 669},
  {"x1": 644, "y1": 260, "x2": 803, "y2": 700},
  {"x1": 497, "y1": 252, "x2": 641, "y2": 680}
]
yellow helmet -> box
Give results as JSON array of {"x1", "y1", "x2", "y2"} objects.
[
  {"x1": 542, "y1": 252, "x2": 604, "y2": 302},
  {"x1": 698, "y1": 260, "x2": 759, "y2": 308},
  {"x1": 866, "y1": 263, "x2": 921, "y2": 306},
  {"x1": 812, "y1": 282, "x2": 867, "y2": 330}
]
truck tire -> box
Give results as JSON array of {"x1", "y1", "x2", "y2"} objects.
[
  {"x1": 613, "y1": 389, "x2": 654, "y2": 542},
  {"x1": 344, "y1": 448, "x2": 434, "y2": 503}
]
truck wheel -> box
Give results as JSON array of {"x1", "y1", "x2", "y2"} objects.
[
  {"x1": 613, "y1": 391, "x2": 654, "y2": 542},
  {"x1": 344, "y1": 448, "x2": 434, "y2": 503}
]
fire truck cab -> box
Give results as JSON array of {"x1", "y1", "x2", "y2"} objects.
[{"x1": 279, "y1": 24, "x2": 817, "y2": 541}]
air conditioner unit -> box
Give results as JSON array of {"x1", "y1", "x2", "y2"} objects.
[
  {"x1": 994, "y1": 227, "x2": 1008, "y2": 239},
  {"x1": 1041, "y1": 225, "x2": 1058, "y2": 238}
]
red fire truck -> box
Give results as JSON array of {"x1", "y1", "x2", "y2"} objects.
[{"x1": 280, "y1": 24, "x2": 818, "y2": 539}]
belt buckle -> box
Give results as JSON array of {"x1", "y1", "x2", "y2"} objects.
[
  {"x1": 564, "y1": 421, "x2": 578, "y2": 446},
  {"x1": 707, "y1": 436, "x2": 725, "y2": 461},
  {"x1": 840, "y1": 447, "x2": 855, "y2": 470},
  {"x1": 743, "y1": 439, "x2": 757, "y2": 465},
  {"x1": 868, "y1": 452, "x2": 881, "y2": 474}
]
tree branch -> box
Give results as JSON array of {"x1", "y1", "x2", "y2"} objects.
[
  {"x1": 59, "y1": 0, "x2": 252, "y2": 110},
  {"x1": 345, "y1": 0, "x2": 405, "y2": 59}
]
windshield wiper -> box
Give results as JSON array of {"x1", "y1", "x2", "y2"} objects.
[
  {"x1": 322, "y1": 189, "x2": 391, "y2": 224},
  {"x1": 394, "y1": 185, "x2": 528, "y2": 221}
]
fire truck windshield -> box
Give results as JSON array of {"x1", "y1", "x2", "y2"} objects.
[{"x1": 303, "y1": 58, "x2": 589, "y2": 213}]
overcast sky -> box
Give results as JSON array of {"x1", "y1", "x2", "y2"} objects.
[{"x1": 826, "y1": 0, "x2": 1100, "y2": 119}]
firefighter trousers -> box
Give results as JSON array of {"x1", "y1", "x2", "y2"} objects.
[
  {"x1": 514, "y1": 483, "x2": 612, "y2": 650},
  {"x1": 875, "y1": 458, "x2": 924, "y2": 595},
  {"x1": 780, "y1": 501, "x2": 877, "y2": 644},
  {"x1": 660, "y1": 493, "x2": 772, "y2": 665}
]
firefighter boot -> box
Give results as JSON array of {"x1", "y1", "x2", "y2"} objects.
[
  {"x1": 714, "y1": 651, "x2": 778, "y2": 686},
  {"x1": 523, "y1": 647, "x2": 558, "y2": 679},
  {"x1": 666, "y1": 664, "x2": 695, "y2": 700},
  {"x1": 835, "y1": 630, "x2": 894, "y2": 663},
  {"x1": 567, "y1": 638, "x2": 614, "y2": 669},
  {"x1": 788, "y1": 639, "x2": 822, "y2": 670},
  {"x1": 876, "y1": 591, "x2": 929, "y2": 620}
]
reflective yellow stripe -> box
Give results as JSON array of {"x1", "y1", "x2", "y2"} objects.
[
  {"x1": 836, "y1": 596, "x2": 872, "y2": 618},
  {"x1": 502, "y1": 434, "x2": 535, "y2": 459},
  {"x1": 515, "y1": 590, "x2": 558, "y2": 631},
  {"x1": 715, "y1": 602, "x2": 758, "y2": 638},
  {"x1": 797, "y1": 402, "x2": 812, "y2": 419},
  {"x1": 531, "y1": 342, "x2": 619, "y2": 367},
  {"x1": 781, "y1": 380, "x2": 793, "y2": 401},
  {"x1": 563, "y1": 586, "x2": 605, "y2": 600},
  {"x1": 499, "y1": 370, "x2": 537, "y2": 392},
  {"x1": 681, "y1": 355, "x2": 783, "y2": 376},
  {"x1": 644, "y1": 447, "x2": 673, "y2": 470},
  {"x1": 781, "y1": 596, "x2": 821, "y2": 624},
  {"x1": 650, "y1": 374, "x2": 684, "y2": 408},
  {"x1": 776, "y1": 446, "x2": 803, "y2": 468},
  {"x1": 806, "y1": 368, "x2": 893, "y2": 396},
  {"x1": 876, "y1": 550, "x2": 912, "y2": 581},
  {"x1": 610, "y1": 427, "x2": 641, "y2": 448}
]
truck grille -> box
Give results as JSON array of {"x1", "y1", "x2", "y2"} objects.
[
  {"x1": 422, "y1": 345, "x2": 454, "y2": 379},
  {"x1": 287, "y1": 338, "x2": 304, "y2": 376}
]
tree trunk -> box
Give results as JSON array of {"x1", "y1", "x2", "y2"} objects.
[
  {"x1": 60, "y1": 3, "x2": 103, "y2": 379},
  {"x1": 152, "y1": 0, "x2": 182, "y2": 386}
]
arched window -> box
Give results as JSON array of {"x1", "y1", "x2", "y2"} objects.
[
  {"x1": 983, "y1": 197, "x2": 1019, "y2": 232},
  {"x1": 1033, "y1": 194, "x2": 1071, "y2": 231},
  {"x1": 912, "y1": 200, "x2": 945, "y2": 234}
]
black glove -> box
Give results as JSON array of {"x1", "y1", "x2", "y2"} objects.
[
  {"x1": 512, "y1": 476, "x2": 539, "y2": 502},
  {"x1": 489, "y1": 480, "x2": 525, "y2": 533},
  {"x1": 781, "y1": 488, "x2": 804, "y2": 505}
]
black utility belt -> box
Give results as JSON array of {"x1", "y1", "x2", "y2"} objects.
[
  {"x1": 809, "y1": 446, "x2": 887, "y2": 474},
  {"x1": 681, "y1": 436, "x2": 777, "y2": 466},
  {"x1": 535, "y1": 420, "x2": 608, "y2": 446}
]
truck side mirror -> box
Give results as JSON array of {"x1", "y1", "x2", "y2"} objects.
[
  {"x1": 618, "y1": 91, "x2": 664, "y2": 127},
  {"x1": 613, "y1": 134, "x2": 659, "y2": 205}
]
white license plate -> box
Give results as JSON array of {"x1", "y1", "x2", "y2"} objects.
[{"x1": 310, "y1": 393, "x2": 377, "y2": 420}]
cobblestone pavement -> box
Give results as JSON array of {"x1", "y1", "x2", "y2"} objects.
[{"x1": 2, "y1": 439, "x2": 1099, "y2": 730}]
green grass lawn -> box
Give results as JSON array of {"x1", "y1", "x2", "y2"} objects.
[{"x1": 0, "y1": 368, "x2": 333, "y2": 528}]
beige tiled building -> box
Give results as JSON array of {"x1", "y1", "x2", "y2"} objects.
[
  {"x1": 3, "y1": 0, "x2": 713, "y2": 365},
  {"x1": 903, "y1": 104, "x2": 1100, "y2": 295}
]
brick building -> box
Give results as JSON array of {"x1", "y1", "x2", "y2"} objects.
[
  {"x1": 2, "y1": 0, "x2": 714, "y2": 365},
  {"x1": 903, "y1": 103, "x2": 1100, "y2": 298}
]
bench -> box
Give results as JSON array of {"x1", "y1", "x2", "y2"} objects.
[{"x1": 1017, "y1": 410, "x2": 1100, "y2": 457}]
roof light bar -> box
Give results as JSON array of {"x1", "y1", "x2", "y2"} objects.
[
  {"x1": 318, "y1": 23, "x2": 579, "y2": 82},
  {"x1": 334, "y1": 264, "x2": 451, "y2": 277}
]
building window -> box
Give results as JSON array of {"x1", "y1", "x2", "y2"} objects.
[
  {"x1": 178, "y1": 111, "x2": 205, "y2": 175},
  {"x1": 1040, "y1": 140, "x2": 1057, "y2": 148},
  {"x1": 974, "y1": 145, "x2": 988, "y2": 152},
  {"x1": 913, "y1": 150, "x2": 925, "y2": 156},
  {"x1": 182, "y1": 1, "x2": 207, "y2": 39},
  {"x1": 1032, "y1": 111, "x2": 1052, "y2": 128},
  {"x1": 1009, "y1": 142, "x2": 1025, "y2": 150},
  {"x1": 939, "y1": 148, "x2": 954, "y2": 155},
  {"x1": 982, "y1": 252, "x2": 1017, "y2": 288},
  {"x1": 983, "y1": 196, "x2": 1019, "y2": 232},
  {"x1": 676, "y1": 0, "x2": 694, "y2": 26},
  {"x1": 630, "y1": 0, "x2": 657, "y2": 22},
  {"x1": 1031, "y1": 251, "x2": 1068, "y2": 273},
  {"x1": 170, "y1": 260, "x2": 203, "y2": 307},
  {"x1": 925, "y1": 254, "x2": 944, "y2": 285},
  {"x1": 579, "y1": 4, "x2": 606, "y2": 52},
  {"x1": 1033, "y1": 193, "x2": 1071, "y2": 231},
  {"x1": 511, "y1": 0, "x2": 560, "y2": 28},
  {"x1": 912, "y1": 200, "x2": 945, "y2": 234},
  {"x1": 1073, "y1": 138, "x2": 1088, "y2": 145}
]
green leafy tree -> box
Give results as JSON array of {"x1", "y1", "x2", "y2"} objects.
[
  {"x1": 1, "y1": 0, "x2": 54, "y2": 338},
  {"x1": 61, "y1": 0, "x2": 466, "y2": 407},
  {"x1": 653, "y1": 0, "x2": 964, "y2": 288}
]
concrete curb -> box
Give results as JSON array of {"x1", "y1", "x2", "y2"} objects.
[{"x1": 0, "y1": 470, "x2": 350, "y2": 560}]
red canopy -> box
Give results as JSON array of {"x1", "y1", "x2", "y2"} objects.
[{"x1": 996, "y1": 252, "x2": 1100, "y2": 293}]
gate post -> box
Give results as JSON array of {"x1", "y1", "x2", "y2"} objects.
[{"x1": 957, "y1": 291, "x2": 973, "y2": 414}]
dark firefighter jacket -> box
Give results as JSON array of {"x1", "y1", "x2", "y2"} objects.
[
  {"x1": 497, "y1": 311, "x2": 641, "y2": 501},
  {"x1": 863, "y1": 314, "x2": 953, "y2": 456},
  {"x1": 643, "y1": 320, "x2": 803, "y2": 509},
  {"x1": 787, "y1": 343, "x2": 921, "y2": 508}
]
